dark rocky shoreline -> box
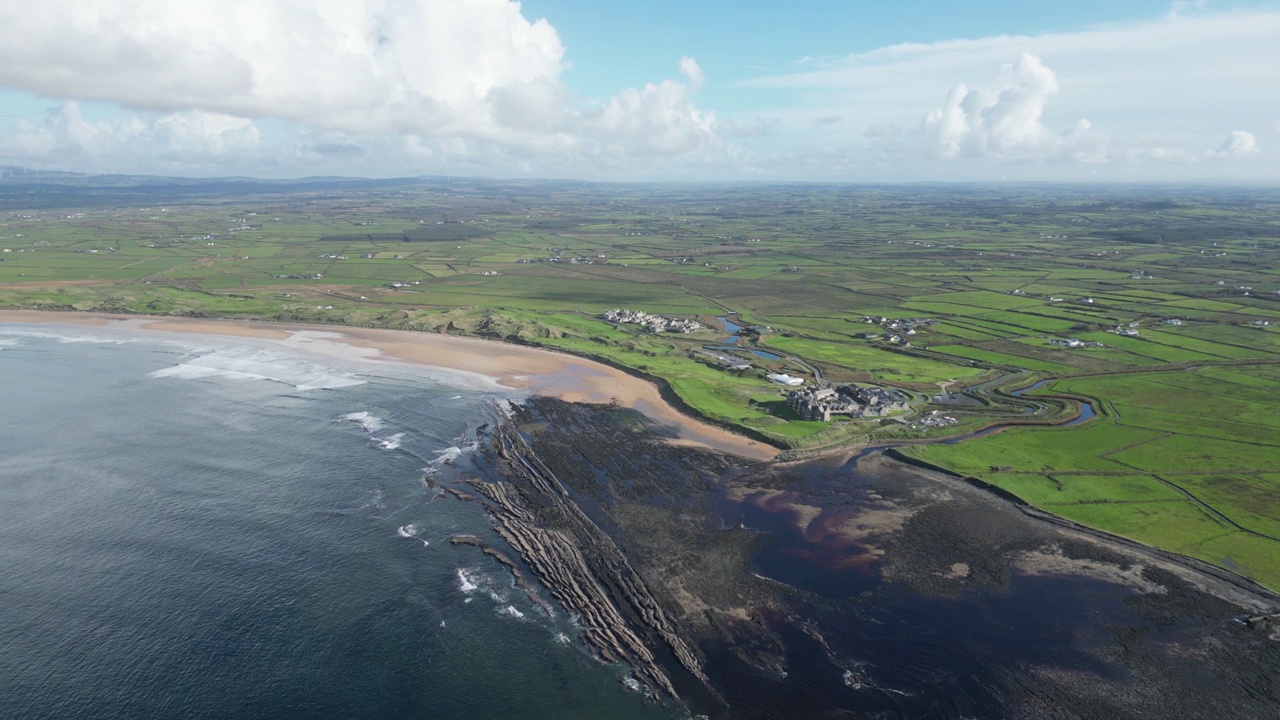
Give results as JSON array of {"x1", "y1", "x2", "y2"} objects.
[{"x1": 458, "y1": 398, "x2": 1280, "y2": 720}]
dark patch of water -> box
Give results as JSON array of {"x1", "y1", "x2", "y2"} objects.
[
  {"x1": 1064, "y1": 400, "x2": 1096, "y2": 426},
  {"x1": 717, "y1": 315, "x2": 743, "y2": 335},
  {"x1": 702, "y1": 570, "x2": 1147, "y2": 720},
  {"x1": 715, "y1": 491, "x2": 883, "y2": 598}
]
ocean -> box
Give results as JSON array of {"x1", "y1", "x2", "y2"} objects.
[{"x1": 0, "y1": 324, "x2": 678, "y2": 720}]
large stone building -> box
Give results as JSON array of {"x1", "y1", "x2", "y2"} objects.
[{"x1": 787, "y1": 384, "x2": 908, "y2": 422}]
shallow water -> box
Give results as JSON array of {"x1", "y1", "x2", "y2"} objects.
[
  {"x1": 664, "y1": 442, "x2": 1279, "y2": 719},
  {"x1": 0, "y1": 326, "x2": 676, "y2": 720}
]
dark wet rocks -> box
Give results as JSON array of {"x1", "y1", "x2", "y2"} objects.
[
  {"x1": 442, "y1": 486, "x2": 475, "y2": 502},
  {"x1": 465, "y1": 412, "x2": 716, "y2": 704},
  {"x1": 463, "y1": 398, "x2": 1280, "y2": 720},
  {"x1": 448, "y1": 533, "x2": 555, "y2": 617}
]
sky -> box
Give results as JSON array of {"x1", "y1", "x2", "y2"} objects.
[{"x1": 0, "y1": 0, "x2": 1277, "y2": 182}]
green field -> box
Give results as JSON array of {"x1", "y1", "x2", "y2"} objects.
[
  {"x1": 906, "y1": 365, "x2": 1280, "y2": 589},
  {"x1": 3, "y1": 176, "x2": 1280, "y2": 588}
]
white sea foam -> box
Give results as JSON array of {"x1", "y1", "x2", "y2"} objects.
[
  {"x1": 55, "y1": 335, "x2": 127, "y2": 345},
  {"x1": 457, "y1": 568, "x2": 479, "y2": 593},
  {"x1": 499, "y1": 605, "x2": 525, "y2": 620},
  {"x1": 373, "y1": 433, "x2": 404, "y2": 451},
  {"x1": 428, "y1": 442, "x2": 478, "y2": 467},
  {"x1": 339, "y1": 411, "x2": 385, "y2": 433},
  {"x1": 396, "y1": 525, "x2": 430, "y2": 546},
  {"x1": 456, "y1": 567, "x2": 509, "y2": 604},
  {"x1": 150, "y1": 347, "x2": 365, "y2": 390},
  {"x1": 0, "y1": 329, "x2": 125, "y2": 346},
  {"x1": 431, "y1": 446, "x2": 463, "y2": 465}
]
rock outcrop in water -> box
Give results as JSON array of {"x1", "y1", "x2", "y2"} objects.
[{"x1": 467, "y1": 414, "x2": 714, "y2": 703}]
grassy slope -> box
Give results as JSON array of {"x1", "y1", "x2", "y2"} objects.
[{"x1": 3, "y1": 181, "x2": 1280, "y2": 587}]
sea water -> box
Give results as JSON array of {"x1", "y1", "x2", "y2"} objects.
[{"x1": 0, "y1": 325, "x2": 676, "y2": 720}]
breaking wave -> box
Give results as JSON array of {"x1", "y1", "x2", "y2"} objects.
[
  {"x1": 0, "y1": 329, "x2": 126, "y2": 346},
  {"x1": 457, "y1": 568, "x2": 480, "y2": 594},
  {"x1": 339, "y1": 411, "x2": 385, "y2": 433},
  {"x1": 398, "y1": 524, "x2": 430, "y2": 546},
  {"x1": 427, "y1": 442, "x2": 479, "y2": 467},
  {"x1": 373, "y1": 433, "x2": 404, "y2": 451},
  {"x1": 150, "y1": 347, "x2": 365, "y2": 390}
]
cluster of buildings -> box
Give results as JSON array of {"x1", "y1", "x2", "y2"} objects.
[
  {"x1": 1048, "y1": 338, "x2": 1104, "y2": 348},
  {"x1": 517, "y1": 255, "x2": 607, "y2": 265},
  {"x1": 602, "y1": 309, "x2": 704, "y2": 333},
  {"x1": 787, "y1": 384, "x2": 908, "y2": 422},
  {"x1": 1110, "y1": 321, "x2": 1141, "y2": 337},
  {"x1": 857, "y1": 316, "x2": 931, "y2": 346},
  {"x1": 860, "y1": 316, "x2": 932, "y2": 333}
]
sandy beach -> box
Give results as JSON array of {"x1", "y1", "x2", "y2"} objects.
[{"x1": 0, "y1": 310, "x2": 776, "y2": 461}]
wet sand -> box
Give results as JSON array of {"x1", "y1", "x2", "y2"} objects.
[{"x1": 0, "y1": 310, "x2": 776, "y2": 461}]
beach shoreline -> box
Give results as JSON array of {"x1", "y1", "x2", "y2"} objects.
[{"x1": 0, "y1": 309, "x2": 776, "y2": 461}]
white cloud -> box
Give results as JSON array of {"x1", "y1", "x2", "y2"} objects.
[
  {"x1": 746, "y1": 9, "x2": 1280, "y2": 174},
  {"x1": 0, "y1": 101, "x2": 260, "y2": 169},
  {"x1": 0, "y1": 3, "x2": 1274, "y2": 181},
  {"x1": 1125, "y1": 144, "x2": 1196, "y2": 164},
  {"x1": 1060, "y1": 119, "x2": 1109, "y2": 164},
  {"x1": 1208, "y1": 130, "x2": 1259, "y2": 159},
  {"x1": 922, "y1": 54, "x2": 1068, "y2": 160},
  {"x1": 0, "y1": 0, "x2": 564, "y2": 140},
  {"x1": 586, "y1": 59, "x2": 719, "y2": 157},
  {"x1": 904, "y1": 54, "x2": 1110, "y2": 165},
  {"x1": 721, "y1": 116, "x2": 778, "y2": 138},
  {"x1": 0, "y1": 0, "x2": 724, "y2": 168},
  {"x1": 679, "y1": 57, "x2": 706, "y2": 91}
]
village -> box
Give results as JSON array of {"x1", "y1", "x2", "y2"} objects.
[{"x1": 602, "y1": 308, "x2": 704, "y2": 333}]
